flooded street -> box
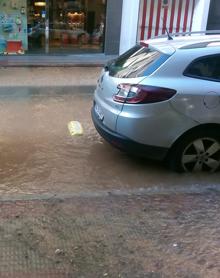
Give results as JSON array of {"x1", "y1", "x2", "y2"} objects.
[
  {"x1": 0, "y1": 86, "x2": 219, "y2": 197},
  {"x1": 0, "y1": 83, "x2": 219, "y2": 277}
]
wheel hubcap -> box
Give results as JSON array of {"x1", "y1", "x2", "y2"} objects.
[{"x1": 181, "y1": 137, "x2": 220, "y2": 172}]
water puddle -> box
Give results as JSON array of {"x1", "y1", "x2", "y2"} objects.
[{"x1": 0, "y1": 87, "x2": 218, "y2": 195}]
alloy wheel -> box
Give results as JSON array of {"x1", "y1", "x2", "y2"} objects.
[{"x1": 181, "y1": 137, "x2": 220, "y2": 172}]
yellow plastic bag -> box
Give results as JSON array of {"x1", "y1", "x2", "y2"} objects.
[{"x1": 68, "y1": 121, "x2": 83, "y2": 136}]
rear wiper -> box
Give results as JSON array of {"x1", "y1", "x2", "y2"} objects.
[{"x1": 104, "y1": 59, "x2": 116, "y2": 72}]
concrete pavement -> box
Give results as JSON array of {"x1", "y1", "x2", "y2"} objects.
[
  {"x1": 0, "y1": 67, "x2": 101, "y2": 87},
  {"x1": 0, "y1": 54, "x2": 115, "y2": 67},
  {"x1": 0, "y1": 191, "x2": 220, "y2": 278}
]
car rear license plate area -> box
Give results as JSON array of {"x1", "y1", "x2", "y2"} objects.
[{"x1": 94, "y1": 103, "x2": 104, "y2": 121}]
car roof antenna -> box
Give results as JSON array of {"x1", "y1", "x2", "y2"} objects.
[{"x1": 165, "y1": 27, "x2": 173, "y2": 40}]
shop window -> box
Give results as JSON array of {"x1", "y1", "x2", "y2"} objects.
[
  {"x1": 0, "y1": 0, "x2": 106, "y2": 55},
  {"x1": 27, "y1": 0, "x2": 106, "y2": 54},
  {"x1": 0, "y1": 0, "x2": 27, "y2": 55}
]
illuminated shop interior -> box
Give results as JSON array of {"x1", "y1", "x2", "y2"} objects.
[{"x1": 0, "y1": 0, "x2": 106, "y2": 54}]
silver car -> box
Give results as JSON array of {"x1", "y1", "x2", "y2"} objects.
[{"x1": 91, "y1": 35, "x2": 220, "y2": 173}]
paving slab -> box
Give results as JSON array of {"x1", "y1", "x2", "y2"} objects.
[{"x1": 0, "y1": 192, "x2": 220, "y2": 278}]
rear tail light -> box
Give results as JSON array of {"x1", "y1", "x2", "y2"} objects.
[{"x1": 113, "y1": 84, "x2": 176, "y2": 104}]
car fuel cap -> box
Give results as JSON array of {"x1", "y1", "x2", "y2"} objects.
[{"x1": 203, "y1": 91, "x2": 220, "y2": 109}]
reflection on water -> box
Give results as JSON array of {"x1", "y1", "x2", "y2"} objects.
[{"x1": 0, "y1": 88, "x2": 219, "y2": 195}]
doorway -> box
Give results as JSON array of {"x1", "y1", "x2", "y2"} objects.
[{"x1": 27, "y1": 0, "x2": 47, "y2": 53}]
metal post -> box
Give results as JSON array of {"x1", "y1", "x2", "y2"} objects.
[{"x1": 45, "y1": 0, "x2": 49, "y2": 54}]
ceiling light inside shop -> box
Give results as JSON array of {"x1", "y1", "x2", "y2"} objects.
[
  {"x1": 34, "y1": 2, "x2": 46, "y2": 6},
  {"x1": 67, "y1": 12, "x2": 84, "y2": 19}
]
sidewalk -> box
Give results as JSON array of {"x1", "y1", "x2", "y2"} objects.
[
  {"x1": 0, "y1": 192, "x2": 219, "y2": 278},
  {"x1": 0, "y1": 67, "x2": 101, "y2": 88},
  {"x1": 0, "y1": 54, "x2": 113, "y2": 88},
  {"x1": 0, "y1": 54, "x2": 115, "y2": 67}
]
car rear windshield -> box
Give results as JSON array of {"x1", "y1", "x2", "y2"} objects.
[{"x1": 107, "y1": 44, "x2": 170, "y2": 78}]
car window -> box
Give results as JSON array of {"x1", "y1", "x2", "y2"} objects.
[
  {"x1": 184, "y1": 55, "x2": 220, "y2": 82},
  {"x1": 108, "y1": 44, "x2": 170, "y2": 78}
]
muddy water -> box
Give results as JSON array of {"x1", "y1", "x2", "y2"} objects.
[{"x1": 0, "y1": 87, "x2": 219, "y2": 196}]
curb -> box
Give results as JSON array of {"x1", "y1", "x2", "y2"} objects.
[
  {"x1": 0, "y1": 54, "x2": 116, "y2": 67},
  {"x1": 0, "y1": 183, "x2": 220, "y2": 202}
]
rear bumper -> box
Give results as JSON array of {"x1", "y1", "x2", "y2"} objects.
[{"x1": 91, "y1": 107, "x2": 168, "y2": 161}]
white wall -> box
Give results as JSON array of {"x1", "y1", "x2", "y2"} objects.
[
  {"x1": 119, "y1": 0, "x2": 140, "y2": 55},
  {"x1": 191, "y1": 0, "x2": 211, "y2": 33}
]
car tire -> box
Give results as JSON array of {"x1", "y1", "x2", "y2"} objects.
[{"x1": 167, "y1": 129, "x2": 220, "y2": 173}]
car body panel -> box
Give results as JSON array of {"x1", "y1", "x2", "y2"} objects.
[
  {"x1": 136, "y1": 75, "x2": 220, "y2": 125},
  {"x1": 170, "y1": 76, "x2": 220, "y2": 124},
  {"x1": 116, "y1": 101, "x2": 198, "y2": 147}
]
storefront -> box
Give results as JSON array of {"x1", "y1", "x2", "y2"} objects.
[
  {"x1": 0, "y1": 0, "x2": 218, "y2": 61},
  {"x1": 0, "y1": 0, "x2": 114, "y2": 55}
]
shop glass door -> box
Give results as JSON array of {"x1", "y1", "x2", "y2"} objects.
[{"x1": 27, "y1": 0, "x2": 49, "y2": 53}]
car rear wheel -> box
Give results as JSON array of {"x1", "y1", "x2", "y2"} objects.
[{"x1": 168, "y1": 130, "x2": 220, "y2": 173}]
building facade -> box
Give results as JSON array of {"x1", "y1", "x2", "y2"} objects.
[
  {"x1": 0, "y1": 0, "x2": 218, "y2": 57},
  {"x1": 0, "y1": 0, "x2": 123, "y2": 55},
  {"x1": 120, "y1": 0, "x2": 215, "y2": 54}
]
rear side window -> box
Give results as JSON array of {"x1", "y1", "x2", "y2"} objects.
[
  {"x1": 184, "y1": 55, "x2": 220, "y2": 82},
  {"x1": 108, "y1": 45, "x2": 170, "y2": 78}
]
